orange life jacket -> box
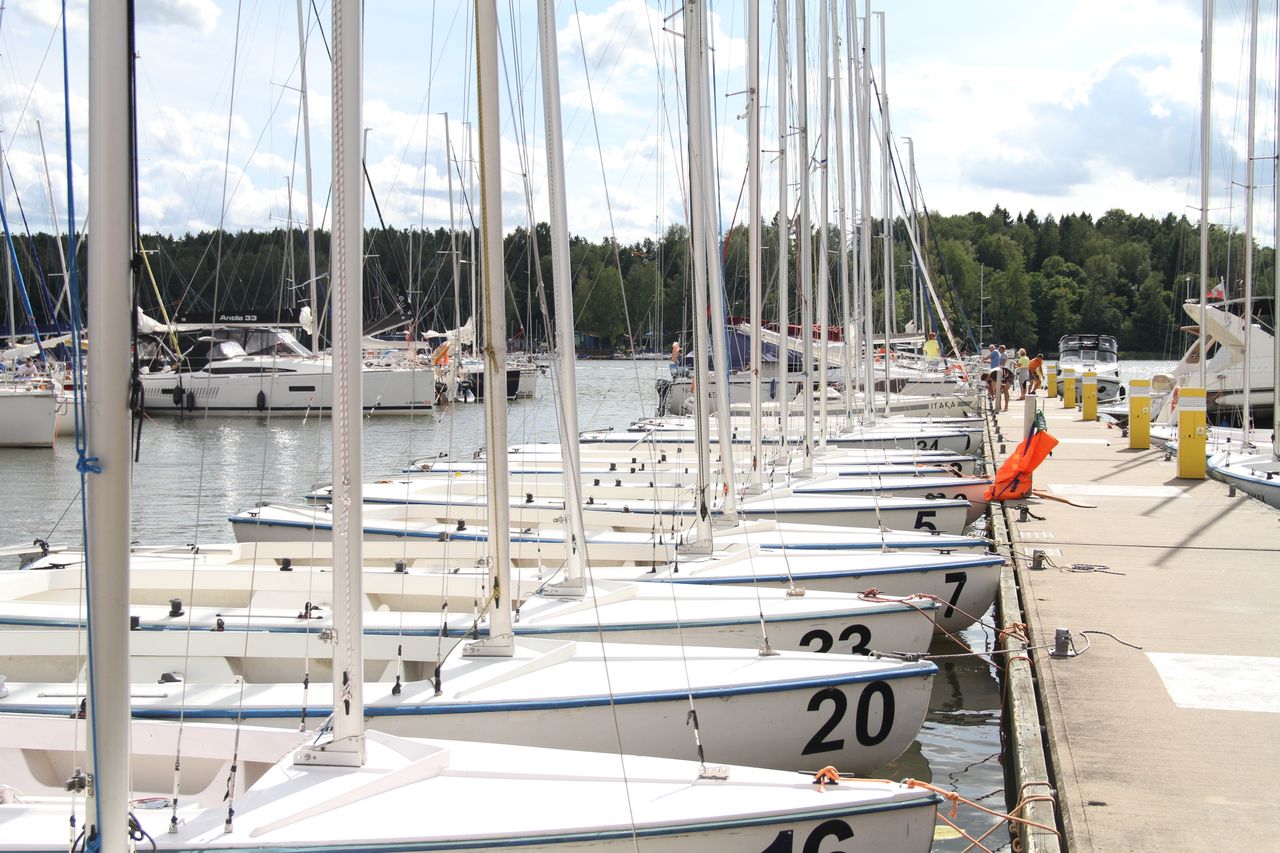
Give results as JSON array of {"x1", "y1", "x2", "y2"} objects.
[{"x1": 983, "y1": 427, "x2": 1059, "y2": 501}]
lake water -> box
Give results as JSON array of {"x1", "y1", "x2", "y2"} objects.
[{"x1": 6, "y1": 360, "x2": 1188, "y2": 849}]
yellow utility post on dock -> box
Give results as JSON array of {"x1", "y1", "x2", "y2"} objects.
[
  {"x1": 1129, "y1": 379, "x2": 1151, "y2": 448},
  {"x1": 1062, "y1": 368, "x2": 1076, "y2": 409},
  {"x1": 1176, "y1": 387, "x2": 1207, "y2": 479},
  {"x1": 1046, "y1": 362, "x2": 1057, "y2": 397},
  {"x1": 1082, "y1": 371, "x2": 1098, "y2": 420}
]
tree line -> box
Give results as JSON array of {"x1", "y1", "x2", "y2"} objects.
[{"x1": 1, "y1": 206, "x2": 1273, "y2": 357}]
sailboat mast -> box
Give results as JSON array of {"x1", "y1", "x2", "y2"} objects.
[
  {"x1": 831, "y1": 0, "x2": 855, "y2": 420},
  {"x1": 85, "y1": 0, "x2": 134, "y2": 841},
  {"x1": 1274, "y1": 15, "x2": 1279, "y2": 462},
  {"x1": 876, "y1": 11, "x2": 893, "y2": 418},
  {"x1": 797, "y1": 0, "x2": 815, "y2": 474},
  {"x1": 446, "y1": 115, "x2": 463, "y2": 401},
  {"x1": 537, "y1": 0, "x2": 587, "y2": 589},
  {"x1": 747, "y1": 0, "x2": 763, "y2": 493},
  {"x1": 817, "y1": 0, "x2": 831, "y2": 447},
  {"x1": 294, "y1": 0, "x2": 320, "y2": 349},
  {"x1": 1240, "y1": 0, "x2": 1258, "y2": 440},
  {"x1": 36, "y1": 122, "x2": 72, "y2": 317},
  {"x1": 322, "y1": 0, "x2": 366, "y2": 761},
  {"x1": 857, "y1": 4, "x2": 876, "y2": 421},
  {"x1": 469, "y1": 0, "x2": 515, "y2": 652},
  {"x1": 1198, "y1": 0, "x2": 1212, "y2": 390},
  {"x1": 906, "y1": 137, "x2": 920, "y2": 333},
  {"x1": 1, "y1": 137, "x2": 12, "y2": 339},
  {"x1": 776, "y1": 0, "x2": 791, "y2": 458},
  {"x1": 696, "y1": 3, "x2": 739, "y2": 516},
  {"x1": 684, "y1": 0, "x2": 716, "y2": 547}
]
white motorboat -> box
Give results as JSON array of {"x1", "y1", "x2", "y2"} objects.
[
  {"x1": 137, "y1": 325, "x2": 438, "y2": 415},
  {"x1": 1102, "y1": 299, "x2": 1275, "y2": 427},
  {"x1": 1054, "y1": 334, "x2": 1124, "y2": 402}
]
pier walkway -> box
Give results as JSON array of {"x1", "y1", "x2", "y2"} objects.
[{"x1": 992, "y1": 396, "x2": 1280, "y2": 851}]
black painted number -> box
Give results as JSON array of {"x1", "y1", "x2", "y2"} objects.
[
  {"x1": 800, "y1": 624, "x2": 872, "y2": 655},
  {"x1": 914, "y1": 509, "x2": 938, "y2": 531},
  {"x1": 761, "y1": 819, "x2": 854, "y2": 853},
  {"x1": 943, "y1": 570, "x2": 967, "y2": 619},
  {"x1": 841, "y1": 624, "x2": 872, "y2": 654},
  {"x1": 917, "y1": 438, "x2": 940, "y2": 450},
  {"x1": 801, "y1": 681, "x2": 895, "y2": 756},
  {"x1": 802, "y1": 687, "x2": 846, "y2": 754},
  {"x1": 801, "y1": 629, "x2": 833, "y2": 653}
]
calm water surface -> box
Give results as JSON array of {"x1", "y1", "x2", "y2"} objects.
[{"x1": 6, "y1": 358, "x2": 1156, "y2": 849}]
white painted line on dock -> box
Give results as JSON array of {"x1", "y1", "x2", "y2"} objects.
[
  {"x1": 1020, "y1": 546, "x2": 1061, "y2": 556},
  {"x1": 1020, "y1": 531, "x2": 1057, "y2": 540},
  {"x1": 1148, "y1": 653, "x2": 1280, "y2": 714},
  {"x1": 1047, "y1": 483, "x2": 1188, "y2": 498}
]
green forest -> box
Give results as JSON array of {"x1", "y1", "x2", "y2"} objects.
[{"x1": 2, "y1": 205, "x2": 1274, "y2": 358}]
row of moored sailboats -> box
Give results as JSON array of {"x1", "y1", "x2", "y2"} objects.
[{"x1": 0, "y1": 1, "x2": 1004, "y2": 849}]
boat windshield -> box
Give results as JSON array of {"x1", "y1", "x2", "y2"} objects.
[
  {"x1": 208, "y1": 340, "x2": 248, "y2": 360},
  {"x1": 239, "y1": 328, "x2": 312, "y2": 357}
]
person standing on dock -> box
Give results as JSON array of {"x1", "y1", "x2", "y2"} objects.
[
  {"x1": 1028, "y1": 352, "x2": 1044, "y2": 395},
  {"x1": 987, "y1": 344, "x2": 1003, "y2": 408},
  {"x1": 1016, "y1": 348, "x2": 1031, "y2": 400}
]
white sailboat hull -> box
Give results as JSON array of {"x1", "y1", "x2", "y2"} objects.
[
  {"x1": 1207, "y1": 451, "x2": 1280, "y2": 509},
  {"x1": 0, "y1": 386, "x2": 61, "y2": 447},
  {"x1": 226, "y1": 510, "x2": 993, "y2": 556},
  {"x1": 0, "y1": 716, "x2": 938, "y2": 852},
  {"x1": 0, "y1": 639, "x2": 935, "y2": 775},
  {"x1": 342, "y1": 492, "x2": 974, "y2": 536}
]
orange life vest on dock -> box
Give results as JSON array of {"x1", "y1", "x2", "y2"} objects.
[{"x1": 983, "y1": 423, "x2": 1059, "y2": 502}]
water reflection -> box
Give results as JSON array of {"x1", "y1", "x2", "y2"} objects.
[{"x1": 878, "y1": 615, "x2": 1009, "y2": 851}]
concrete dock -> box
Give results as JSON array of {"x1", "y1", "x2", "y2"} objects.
[{"x1": 991, "y1": 395, "x2": 1280, "y2": 851}]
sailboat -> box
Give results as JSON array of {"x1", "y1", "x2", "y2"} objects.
[
  {"x1": 0, "y1": 2, "x2": 942, "y2": 848},
  {"x1": 1207, "y1": 0, "x2": 1280, "y2": 508},
  {"x1": 0, "y1": 186, "x2": 64, "y2": 447},
  {"x1": 0, "y1": 0, "x2": 941, "y2": 779}
]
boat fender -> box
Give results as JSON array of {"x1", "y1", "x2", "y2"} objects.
[
  {"x1": 172, "y1": 384, "x2": 184, "y2": 406},
  {"x1": 185, "y1": 390, "x2": 196, "y2": 411},
  {"x1": 256, "y1": 390, "x2": 267, "y2": 412}
]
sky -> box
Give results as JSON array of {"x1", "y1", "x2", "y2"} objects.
[{"x1": 0, "y1": 0, "x2": 1276, "y2": 248}]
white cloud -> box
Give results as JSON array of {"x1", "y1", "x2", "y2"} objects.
[{"x1": 136, "y1": 0, "x2": 220, "y2": 34}]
